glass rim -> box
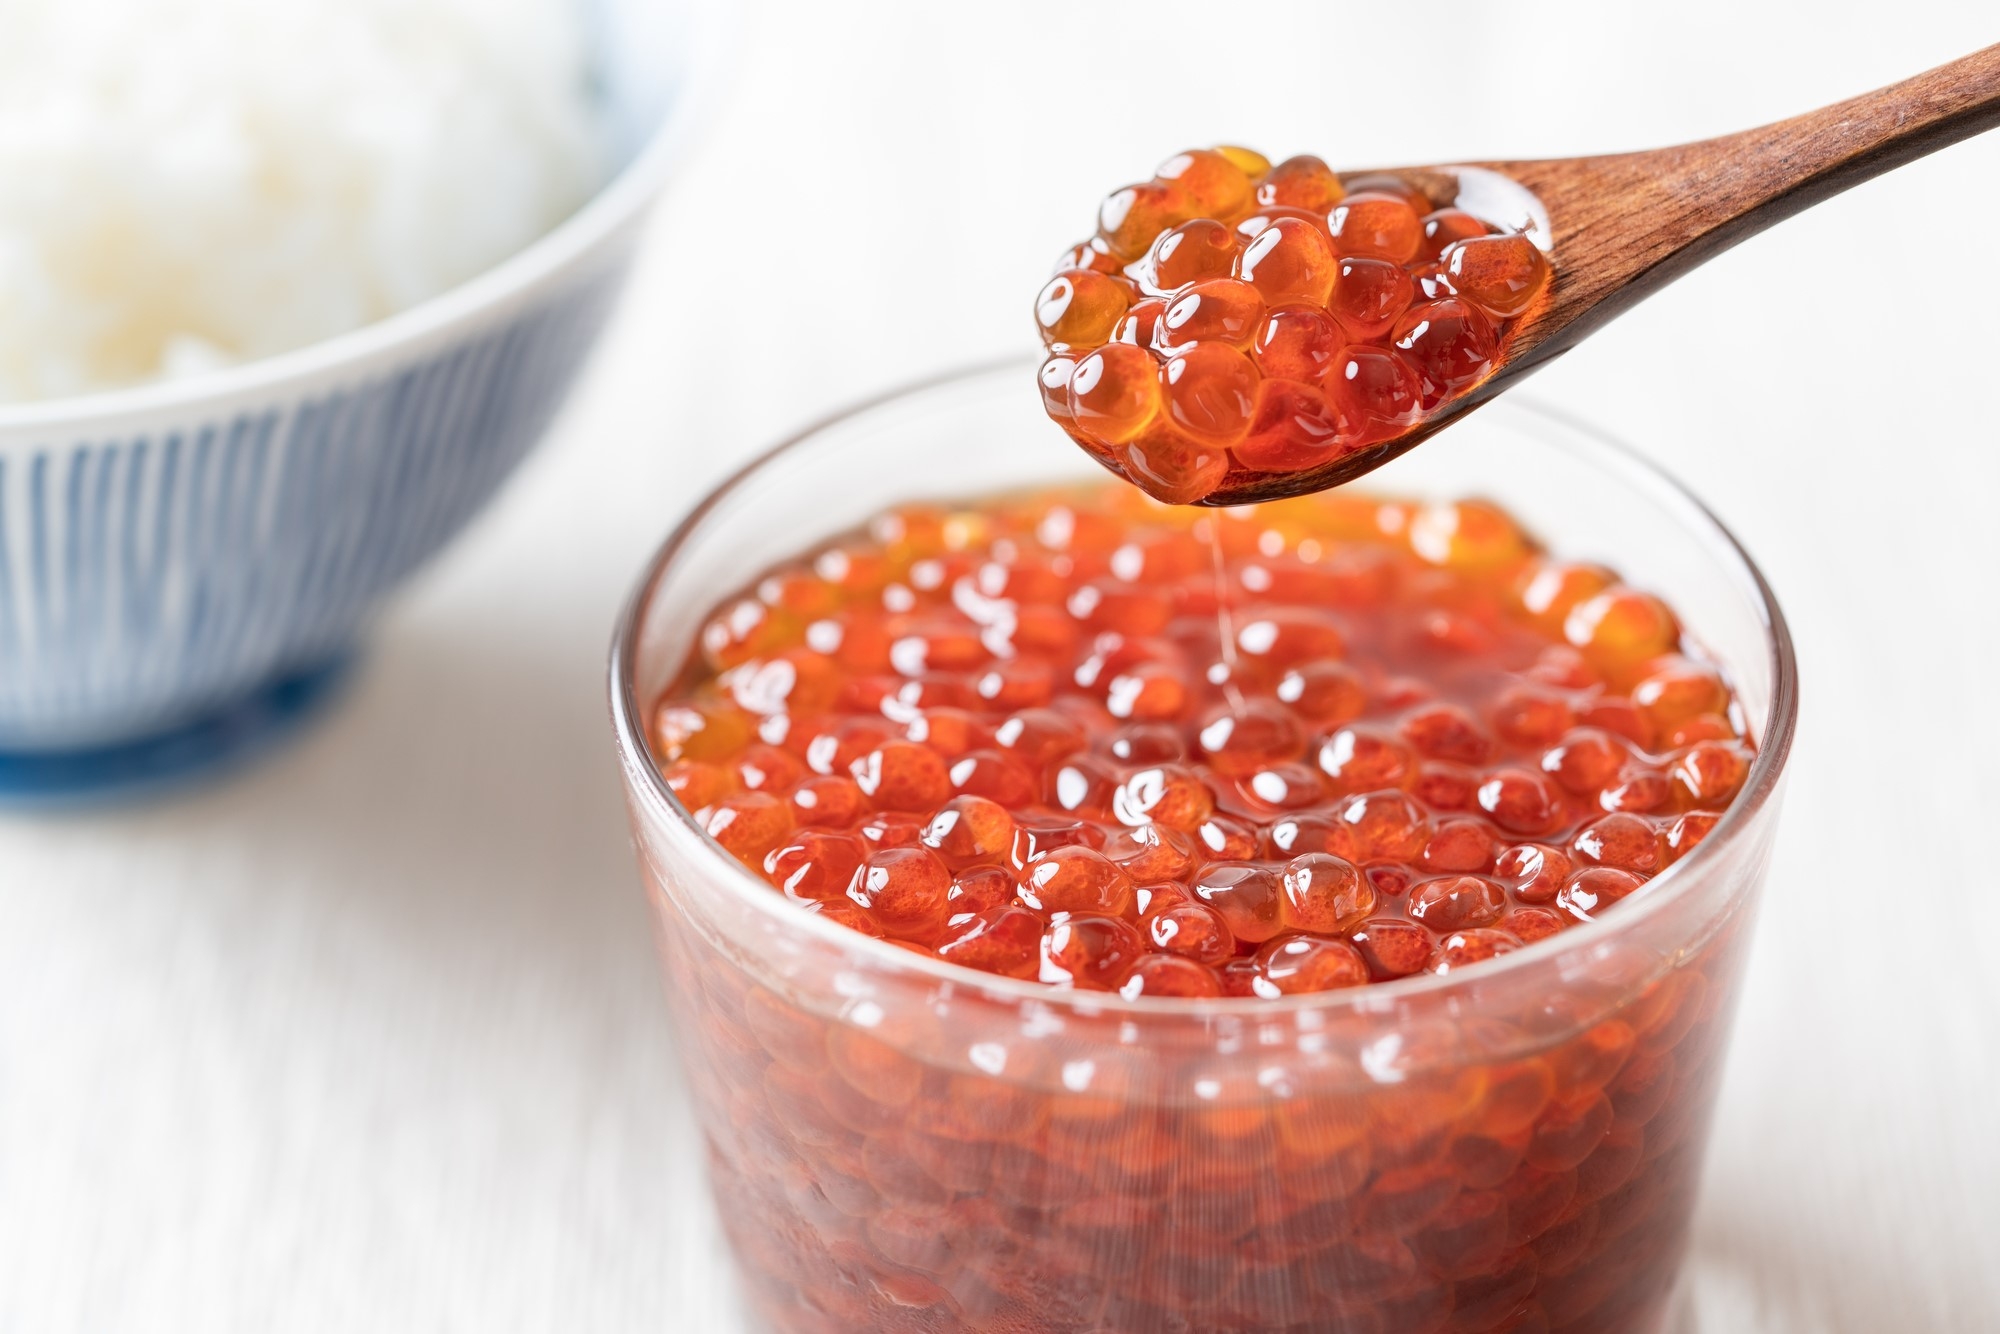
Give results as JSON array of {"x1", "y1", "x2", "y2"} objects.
[{"x1": 608, "y1": 357, "x2": 1800, "y2": 1019}]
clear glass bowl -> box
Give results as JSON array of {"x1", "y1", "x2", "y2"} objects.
[{"x1": 609, "y1": 363, "x2": 1798, "y2": 1334}]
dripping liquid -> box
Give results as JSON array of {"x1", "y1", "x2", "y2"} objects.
[{"x1": 1204, "y1": 516, "x2": 1247, "y2": 713}]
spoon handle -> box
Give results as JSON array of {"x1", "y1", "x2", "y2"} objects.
[{"x1": 1488, "y1": 43, "x2": 2000, "y2": 364}]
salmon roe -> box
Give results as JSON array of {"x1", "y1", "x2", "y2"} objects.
[
  {"x1": 1037, "y1": 147, "x2": 1553, "y2": 503},
  {"x1": 649, "y1": 484, "x2": 1749, "y2": 998}
]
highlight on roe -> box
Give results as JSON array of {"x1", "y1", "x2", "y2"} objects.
[
  {"x1": 1036, "y1": 147, "x2": 1555, "y2": 503},
  {"x1": 647, "y1": 482, "x2": 1750, "y2": 998}
]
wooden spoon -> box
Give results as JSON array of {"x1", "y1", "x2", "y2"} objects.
[{"x1": 1205, "y1": 42, "x2": 2000, "y2": 506}]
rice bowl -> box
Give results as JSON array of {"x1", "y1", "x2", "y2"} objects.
[{"x1": 0, "y1": 0, "x2": 728, "y2": 798}]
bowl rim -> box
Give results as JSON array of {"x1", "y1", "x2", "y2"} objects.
[
  {"x1": 0, "y1": 0, "x2": 737, "y2": 437},
  {"x1": 609, "y1": 359, "x2": 1801, "y2": 1019}
]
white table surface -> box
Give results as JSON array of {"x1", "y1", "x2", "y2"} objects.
[{"x1": 4, "y1": 2, "x2": 1998, "y2": 1329}]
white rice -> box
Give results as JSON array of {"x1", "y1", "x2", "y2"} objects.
[{"x1": 0, "y1": 0, "x2": 607, "y2": 402}]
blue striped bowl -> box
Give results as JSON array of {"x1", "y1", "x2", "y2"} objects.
[{"x1": 0, "y1": 0, "x2": 728, "y2": 800}]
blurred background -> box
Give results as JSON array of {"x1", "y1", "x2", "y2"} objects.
[{"x1": 1, "y1": 0, "x2": 1995, "y2": 1329}]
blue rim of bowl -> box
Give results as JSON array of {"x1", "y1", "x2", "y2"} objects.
[
  {"x1": 0, "y1": 1, "x2": 739, "y2": 440},
  {"x1": 609, "y1": 359, "x2": 1801, "y2": 1019}
]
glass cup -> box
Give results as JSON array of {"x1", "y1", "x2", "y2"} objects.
[{"x1": 609, "y1": 363, "x2": 1798, "y2": 1334}]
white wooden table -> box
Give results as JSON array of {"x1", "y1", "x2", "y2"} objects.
[{"x1": 3, "y1": 2, "x2": 1997, "y2": 1328}]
